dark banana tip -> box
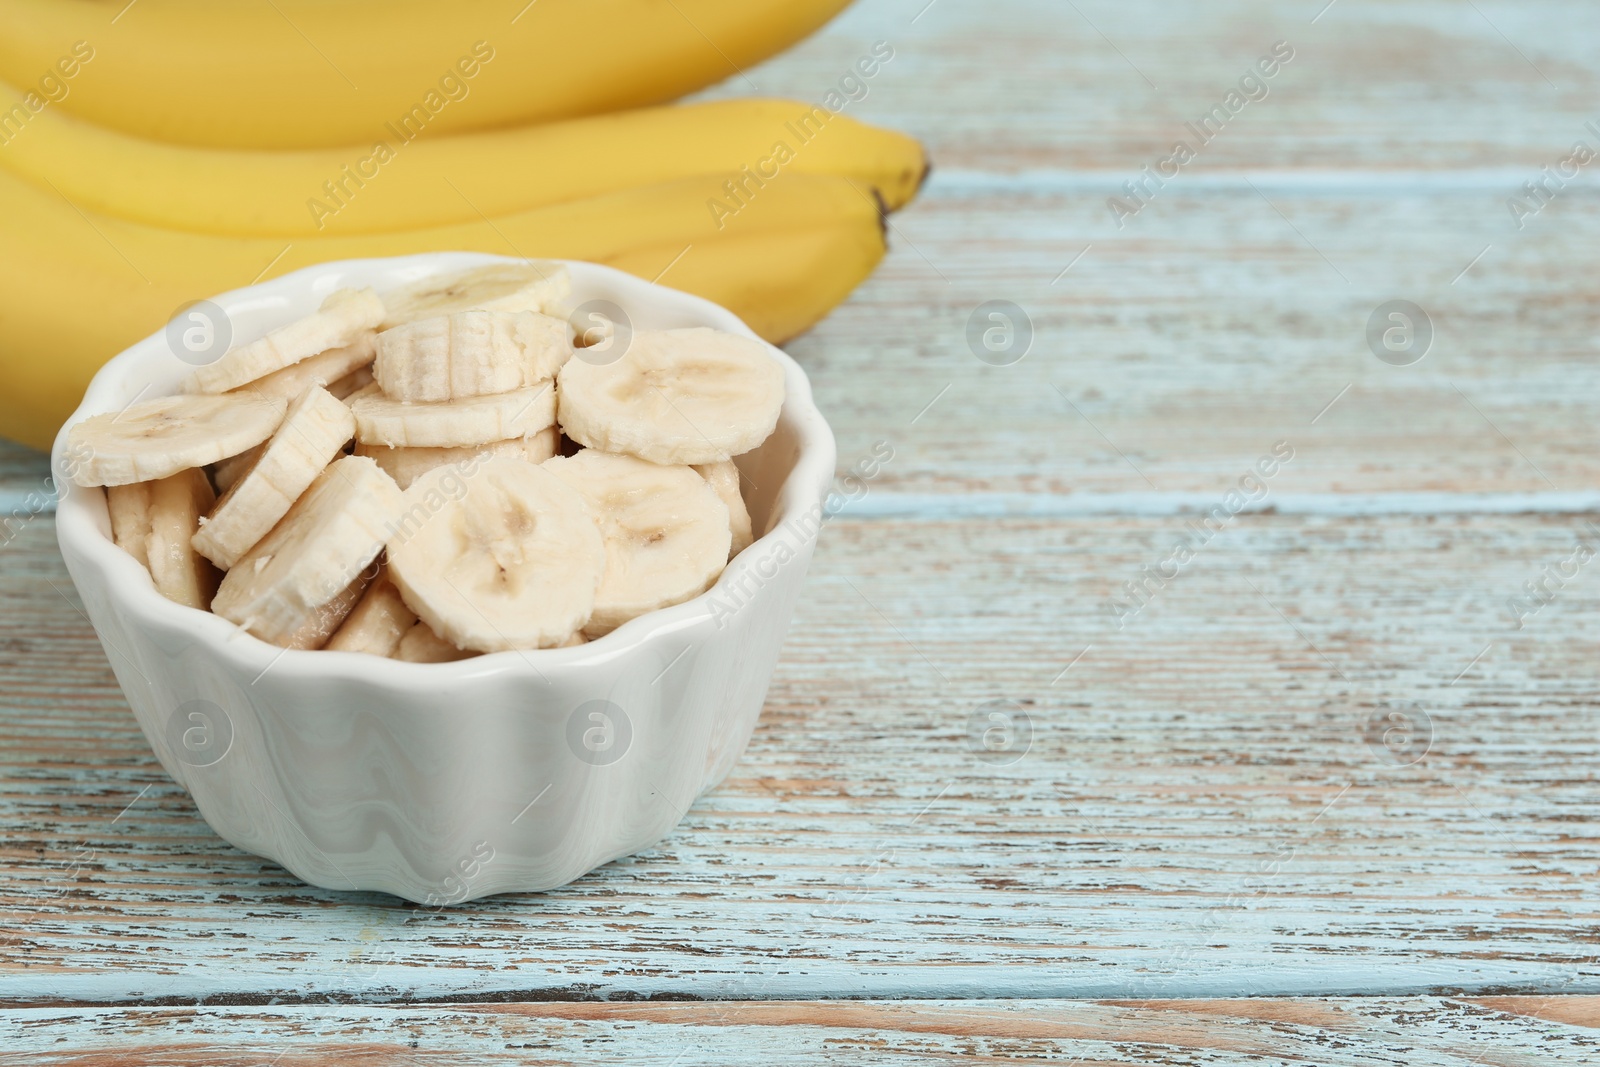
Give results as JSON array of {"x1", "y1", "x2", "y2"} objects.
[{"x1": 915, "y1": 154, "x2": 933, "y2": 199}]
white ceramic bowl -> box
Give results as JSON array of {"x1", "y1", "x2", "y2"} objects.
[{"x1": 52, "y1": 253, "x2": 836, "y2": 903}]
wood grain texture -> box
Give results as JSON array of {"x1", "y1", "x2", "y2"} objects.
[
  {"x1": 725, "y1": 0, "x2": 1600, "y2": 493},
  {"x1": 711, "y1": 0, "x2": 1600, "y2": 498},
  {"x1": 795, "y1": 180, "x2": 1600, "y2": 498},
  {"x1": 3, "y1": 998, "x2": 1599, "y2": 1064},
  {"x1": 2, "y1": 510, "x2": 1596, "y2": 1003},
  {"x1": 0, "y1": 441, "x2": 49, "y2": 505},
  {"x1": 9, "y1": 179, "x2": 1599, "y2": 501},
  {"x1": 2, "y1": 0, "x2": 1598, "y2": 1052},
  {"x1": 708, "y1": 0, "x2": 1600, "y2": 172}
]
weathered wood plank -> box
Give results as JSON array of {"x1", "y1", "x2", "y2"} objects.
[
  {"x1": 737, "y1": 0, "x2": 1600, "y2": 497},
  {"x1": 7, "y1": 4, "x2": 1600, "y2": 498},
  {"x1": 715, "y1": 0, "x2": 1600, "y2": 496},
  {"x1": 717, "y1": 0, "x2": 1600, "y2": 172},
  {"x1": 7, "y1": 179, "x2": 1599, "y2": 501},
  {"x1": 2, "y1": 511, "x2": 1596, "y2": 1003},
  {"x1": 797, "y1": 180, "x2": 1600, "y2": 499},
  {"x1": 3, "y1": 0, "x2": 1598, "y2": 1022},
  {"x1": 4, "y1": 998, "x2": 1598, "y2": 1065},
  {"x1": 0, "y1": 441, "x2": 49, "y2": 503}
]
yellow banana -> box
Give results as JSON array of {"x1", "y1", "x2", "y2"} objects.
[
  {"x1": 0, "y1": 0, "x2": 855, "y2": 149},
  {"x1": 0, "y1": 94, "x2": 926, "y2": 236},
  {"x1": 608, "y1": 222, "x2": 885, "y2": 344},
  {"x1": 0, "y1": 163, "x2": 884, "y2": 449}
]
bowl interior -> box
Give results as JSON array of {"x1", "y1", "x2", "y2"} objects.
[{"x1": 52, "y1": 253, "x2": 835, "y2": 673}]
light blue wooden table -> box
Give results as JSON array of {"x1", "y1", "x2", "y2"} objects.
[{"x1": 3, "y1": 0, "x2": 1599, "y2": 1061}]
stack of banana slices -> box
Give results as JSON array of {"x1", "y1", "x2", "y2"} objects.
[{"x1": 65, "y1": 262, "x2": 782, "y2": 662}]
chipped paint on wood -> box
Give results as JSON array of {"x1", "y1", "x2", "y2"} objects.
[
  {"x1": 4, "y1": 999, "x2": 1599, "y2": 1064},
  {"x1": 1, "y1": 511, "x2": 1596, "y2": 1003}
]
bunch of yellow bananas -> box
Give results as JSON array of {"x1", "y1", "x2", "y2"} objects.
[{"x1": 0, "y1": 0, "x2": 926, "y2": 449}]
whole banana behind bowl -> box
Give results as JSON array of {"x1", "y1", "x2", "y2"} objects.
[
  {"x1": 0, "y1": 0, "x2": 855, "y2": 148},
  {"x1": 0, "y1": 163, "x2": 895, "y2": 450},
  {"x1": 0, "y1": 3, "x2": 928, "y2": 450},
  {"x1": 0, "y1": 94, "x2": 926, "y2": 236}
]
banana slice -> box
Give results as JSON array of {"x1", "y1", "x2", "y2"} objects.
[
  {"x1": 325, "y1": 571, "x2": 416, "y2": 656},
  {"x1": 394, "y1": 620, "x2": 477, "y2": 662},
  {"x1": 556, "y1": 327, "x2": 784, "y2": 465},
  {"x1": 279, "y1": 572, "x2": 370, "y2": 651},
  {"x1": 105, "y1": 482, "x2": 154, "y2": 569},
  {"x1": 386, "y1": 456, "x2": 604, "y2": 652},
  {"x1": 210, "y1": 443, "x2": 262, "y2": 494},
  {"x1": 355, "y1": 426, "x2": 559, "y2": 490},
  {"x1": 694, "y1": 460, "x2": 754, "y2": 559},
  {"x1": 231, "y1": 332, "x2": 376, "y2": 402},
  {"x1": 192, "y1": 386, "x2": 356, "y2": 569},
  {"x1": 212, "y1": 456, "x2": 403, "y2": 647},
  {"x1": 342, "y1": 380, "x2": 382, "y2": 406},
  {"x1": 379, "y1": 261, "x2": 570, "y2": 329},
  {"x1": 327, "y1": 365, "x2": 375, "y2": 400},
  {"x1": 107, "y1": 471, "x2": 220, "y2": 607},
  {"x1": 350, "y1": 383, "x2": 555, "y2": 448},
  {"x1": 543, "y1": 450, "x2": 730, "y2": 637},
  {"x1": 374, "y1": 311, "x2": 572, "y2": 402},
  {"x1": 66, "y1": 392, "x2": 287, "y2": 487},
  {"x1": 190, "y1": 288, "x2": 385, "y2": 394},
  {"x1": 143, "y1": 468, "x2": 222, "y2": 610}
]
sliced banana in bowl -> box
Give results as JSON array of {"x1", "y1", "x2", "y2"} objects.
[
  {"x1": 191, "y1": 385, "x2": 356, "y2": 570},
  {"x1": 544, "y1": 450, "x2": 732, "y2": 637},
  {"x1": 348, "y1": 383, "x2": 556, "y2": 449},
  {"x1": 231, "y1": 332, "x2": 377, "y2": 402},
  {"x1": 695, "y1": 459, "x2": 755, "y2": 559},
  {"x1": 51, "y1": 253, "x2": 837, "y2": 902},
  {"x1": 379, "y1": 260, "x2": 571, "y2": 329},
  {"x1": 211, "y1": 455, "x2": 403, "y2": 647},
  {"x1": 64, "y1": 392, "x2": 287, "y2": 487},
  {"x1": 325, "y1": 570, "x2": 417, "y2": 657},
  {"x1": 393, "y1": 619, "x2": 480, "y2": 663},
  {"x1": 386, "y1": 455, "x2": 605, "y2": 652},
  {"x1": 556, "y1": 327, "x2": 784, "y2": 465},
  {"x1": 355, "y1": 426, "x2": 559, "y2": 490},
  {"x1": 108, "y1": 467, "x2": 221, "y2": 610},
  {"x1": 61, "y1": 258, "x2": 801, "y2": 662},
  {"x1": 188, "y1": 288, "x2": 384, "y2": 394},
  {"x1": 374, "y1": 310, "x2": 573, "y2": 402}
]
